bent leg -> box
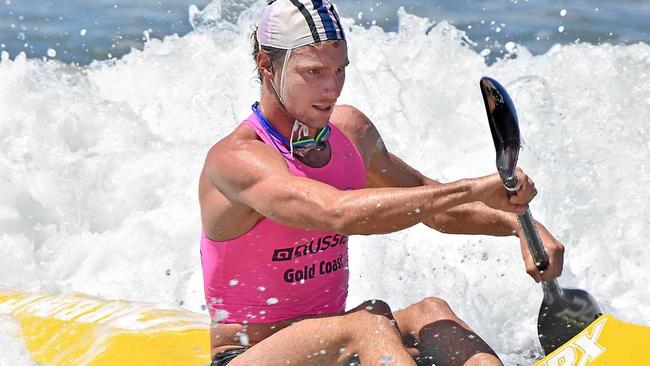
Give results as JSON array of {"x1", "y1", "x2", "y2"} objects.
[
  {"x1": 393, "y1": 297, "x2": 503, "y2": 366},
  {"x1": 230, "y1": 300, "x2": 416, "y2": 366}
]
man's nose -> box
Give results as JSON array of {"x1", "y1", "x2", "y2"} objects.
[{"x1": 321, "y1": 75, "x2": 343, "y2": 100}]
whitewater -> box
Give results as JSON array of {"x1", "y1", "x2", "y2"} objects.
[{"x1": 1, "y1": 0, "x2": 648, "y2": 364}]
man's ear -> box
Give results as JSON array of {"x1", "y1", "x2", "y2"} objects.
[{"x1": 256, "y1": 52, "x2": 273, "y2": 80}]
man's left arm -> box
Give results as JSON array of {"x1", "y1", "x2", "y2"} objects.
[
  {"x1": 429, "y1": 200, "x2": 565, "y2": 283},
  {"x1": 333, "y1": 105, "x2": 564, "y2": 282}
]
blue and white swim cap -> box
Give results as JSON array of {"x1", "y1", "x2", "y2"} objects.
[{"x1": 257, "y1": 0, "x2": 345, "y2": 50}]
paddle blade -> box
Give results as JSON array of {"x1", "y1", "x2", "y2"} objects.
[
  {"x1": 538, "y1": 287, "x2": 602, "y2": 355},
  {"x1": 479, "y1": 77, "x2": 521, "y2": 189}
]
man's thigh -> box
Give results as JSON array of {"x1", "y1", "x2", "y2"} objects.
[
  {"x1": 227, "y1": 314, "x2": 354, "y2": 366},
  {"x1": 227, "y1": 300, "x2": 412, "y2": 366}
]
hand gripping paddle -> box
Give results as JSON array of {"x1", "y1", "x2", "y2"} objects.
[{"x1": 479, "y1": 77, "x2": 602, "y2": 355}]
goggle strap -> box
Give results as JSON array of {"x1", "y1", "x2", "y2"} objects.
[{"x1": 291, "y1": 125, "x2": 330, "y2": 148}]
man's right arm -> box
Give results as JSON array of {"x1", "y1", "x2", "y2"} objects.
[{"x1": 207, "y1": 139, "x2": 529, "y2": 236}]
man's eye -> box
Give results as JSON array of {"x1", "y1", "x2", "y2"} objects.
[
  {"x1": 308, "y1": 69, "x2": 320, "y2": 75},
  {"x1": 336, "y1": 67, "x2": 345, "y2": 74}
]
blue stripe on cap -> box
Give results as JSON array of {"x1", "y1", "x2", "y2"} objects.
[
  {"x1": 311, "y1": 0, "x2": 339, "y2": 40},
  {"x1": 328, "y1": 3, "x2": 345, "y2": 40},
  {"x1": 290, "y1": 0, "x2": 321, "y2": 43}
]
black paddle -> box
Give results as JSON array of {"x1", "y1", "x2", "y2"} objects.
[{"x1": 479, "y1": 77, "x2": 602, "y2": 355}]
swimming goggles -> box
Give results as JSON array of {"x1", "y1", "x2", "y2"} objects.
[{"x1": 252, "y1": 102, "x2": 331, "y2": 154}]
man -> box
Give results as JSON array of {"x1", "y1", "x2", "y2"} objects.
[{"x1": 198, "y1": 1, "x2": 564, "y2": 365}]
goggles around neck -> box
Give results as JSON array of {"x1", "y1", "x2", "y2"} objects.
[{"x1": 252, "y1": 102, "x2": 331, "y2": 154}]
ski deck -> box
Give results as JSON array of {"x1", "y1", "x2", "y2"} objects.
[
  {"x1": 532, "y1": 313, "x2": 649, "y2": 366},
  {"x1": 0, "y1": 290, "x2": 210, "y2": 366},
  {"x1": 2, "y1": 289, "x2": 648, "y2": 365}
]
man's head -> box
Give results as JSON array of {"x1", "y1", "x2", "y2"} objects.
[{"x1": 252, "y1": 0, "x2": 348, "y2": 128}]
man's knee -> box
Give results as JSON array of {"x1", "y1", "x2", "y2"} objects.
[
  {"x1": 345, "y1": 299, "x2": 400, "y2": 336},
  {"x1": 414, "y1": 297, "x2": 457, "y2": 320},
  {"x1": 465, "y1": 352, "x2": 503, "y2": 366},
  {"x1": 352, "y1": 299, "x2": 394, "y2": 319}
]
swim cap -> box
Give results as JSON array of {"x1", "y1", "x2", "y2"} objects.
[{"x1": 257, "y1": 0, "x2": 345, "y2": 50}]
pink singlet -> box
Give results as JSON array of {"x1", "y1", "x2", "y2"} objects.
[{"x1": 200, "y1": 112, "x2": 366, "y2": 324}]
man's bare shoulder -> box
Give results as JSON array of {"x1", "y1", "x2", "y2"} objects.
[
  {"x1": 331, "y1": 104, "x2": 386, "y2": 165},
  {"x1": 331, "y1": 104, "x2": 376, "y2": 138},
  {"x1": 204, "y1": 124, "x2": 289, "y2": 189}
]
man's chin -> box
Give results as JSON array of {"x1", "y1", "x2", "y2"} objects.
[{"x1": 300, "y1": 115, "x2": 331, "y2": 129}]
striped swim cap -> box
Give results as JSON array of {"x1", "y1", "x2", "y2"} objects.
[{"x1": 257, "y1": 0, "x2": 345, "y2": 50}]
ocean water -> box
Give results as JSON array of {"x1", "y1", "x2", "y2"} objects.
[
  {"x1": 1, "y1": 0, "x2": 649, "y2": 364},
  {"x1": 1, "y1": 0, "x2": 648, "y2": 64}
]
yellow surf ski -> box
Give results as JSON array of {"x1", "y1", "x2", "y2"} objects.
[
  {"x1": 533, "y1": 313, "x2": 650, "y2": 366},
  {"x1": 3, "y1": 289, "x2": 649, "y2": 366},
  {"x1": 0, "y1": 289, "x2": 210, "y2": 366}
]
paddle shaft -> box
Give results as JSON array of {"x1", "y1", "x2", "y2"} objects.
[
  {"x1": 505, "y1": 177, "x2": 563, "y2": 298},
  {"x1": 503, "y1": 176, "x2": 548, "y2": 269},
  {"x1": 516, "y1": 210, "x2": 549, "y2": 271}
]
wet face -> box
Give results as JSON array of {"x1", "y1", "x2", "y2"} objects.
[{"x1": 274, "y1": 40, "x2": 348, "y2": 129}]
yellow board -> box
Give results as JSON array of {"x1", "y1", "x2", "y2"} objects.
[
  {"x1": 0, "y1": 289, "x2": 211, "y2": 366},
  {"x1": 533, "y1": 313, "x2": 650, "y2": 366},
  {"x1": 3, "y1": 289, "x2": 649, "y2": 366}
]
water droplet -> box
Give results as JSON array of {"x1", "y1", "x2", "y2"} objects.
[
  {"x1": 560, "y1": 9, "x2": 567, "y2": 17},
  {"x1": 266, "y1": 297, "x2": 279, "y2": 305},
  {"x1": 237, "y1": 331, "x2": 250, "y2": 346},
  {"x1": 214, "y1": 309, "x2": 230, "y2": 322},
  {"x1": 229, "y1": 279, "x2": 239, "y2": 286},
  {"x1": 46, "y1": 48, "x2": 56, "y2": 57},
  {"x1": 558, "y1": 26, "x2": 565, "y2": 33}
]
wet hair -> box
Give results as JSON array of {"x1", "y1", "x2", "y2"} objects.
[{"x1": 251, "y1": 28, "x2": 287, "y2": 84}]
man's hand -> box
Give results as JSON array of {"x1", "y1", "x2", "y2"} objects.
[
  {"x1": 517, "y1": 222, "x2": 565, "y2": 282},
  {"x1": 473, "y1": 168, "x2": 537, "y2": 215}
]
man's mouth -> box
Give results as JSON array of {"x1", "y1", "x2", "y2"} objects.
[{"x1": 313, "y1": 105, "x2": 333, "y2": 113}]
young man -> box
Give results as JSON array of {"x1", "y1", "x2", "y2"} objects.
[{"x1": 198, "y1": 1, "x2": 564, "y2": 365}]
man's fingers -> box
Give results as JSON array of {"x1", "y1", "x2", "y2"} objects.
[
  {"x1": 509, "y1": 170, "x2": 538, "y2": 205},
  {"x1": 541, "y1": 240, "x2": 565, "y2": 281},
  {"x1": 511, "y1": 204, "x2": 528, "y2": 215},
  {"x1": 519, "y1": 222, "x2": 566, "y2": 283},
  {"x1": 521, "y1": 241, "x2": 541, "y2": 282},
  {"x1": 526, "y1": 265, "x2": 541, "y2": 283}
]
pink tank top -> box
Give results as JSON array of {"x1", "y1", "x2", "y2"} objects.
[{"x1": 201, "y1": 112, "x2": 366, "y2": 324}]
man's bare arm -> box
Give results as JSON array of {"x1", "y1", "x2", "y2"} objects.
[
  {"x1": 419, "y1": 174, "x2": 518, "y2": 236},
  {"x1": 330, "y1": 105, "x2": 567, "y2": 282},
  {"x1": 206, "y1": 138, "x2": 525, "y2": 236},
  {"x1": 334, "y1": 105, "x2": 520, "y2": 237}
]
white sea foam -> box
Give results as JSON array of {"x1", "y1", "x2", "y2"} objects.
[
  {"x1": 0, "y1": 315, "x2": 37, "y2": 366},
  {"x1": 0, "y1": 0, "x2": 648, "y2": 363}
]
